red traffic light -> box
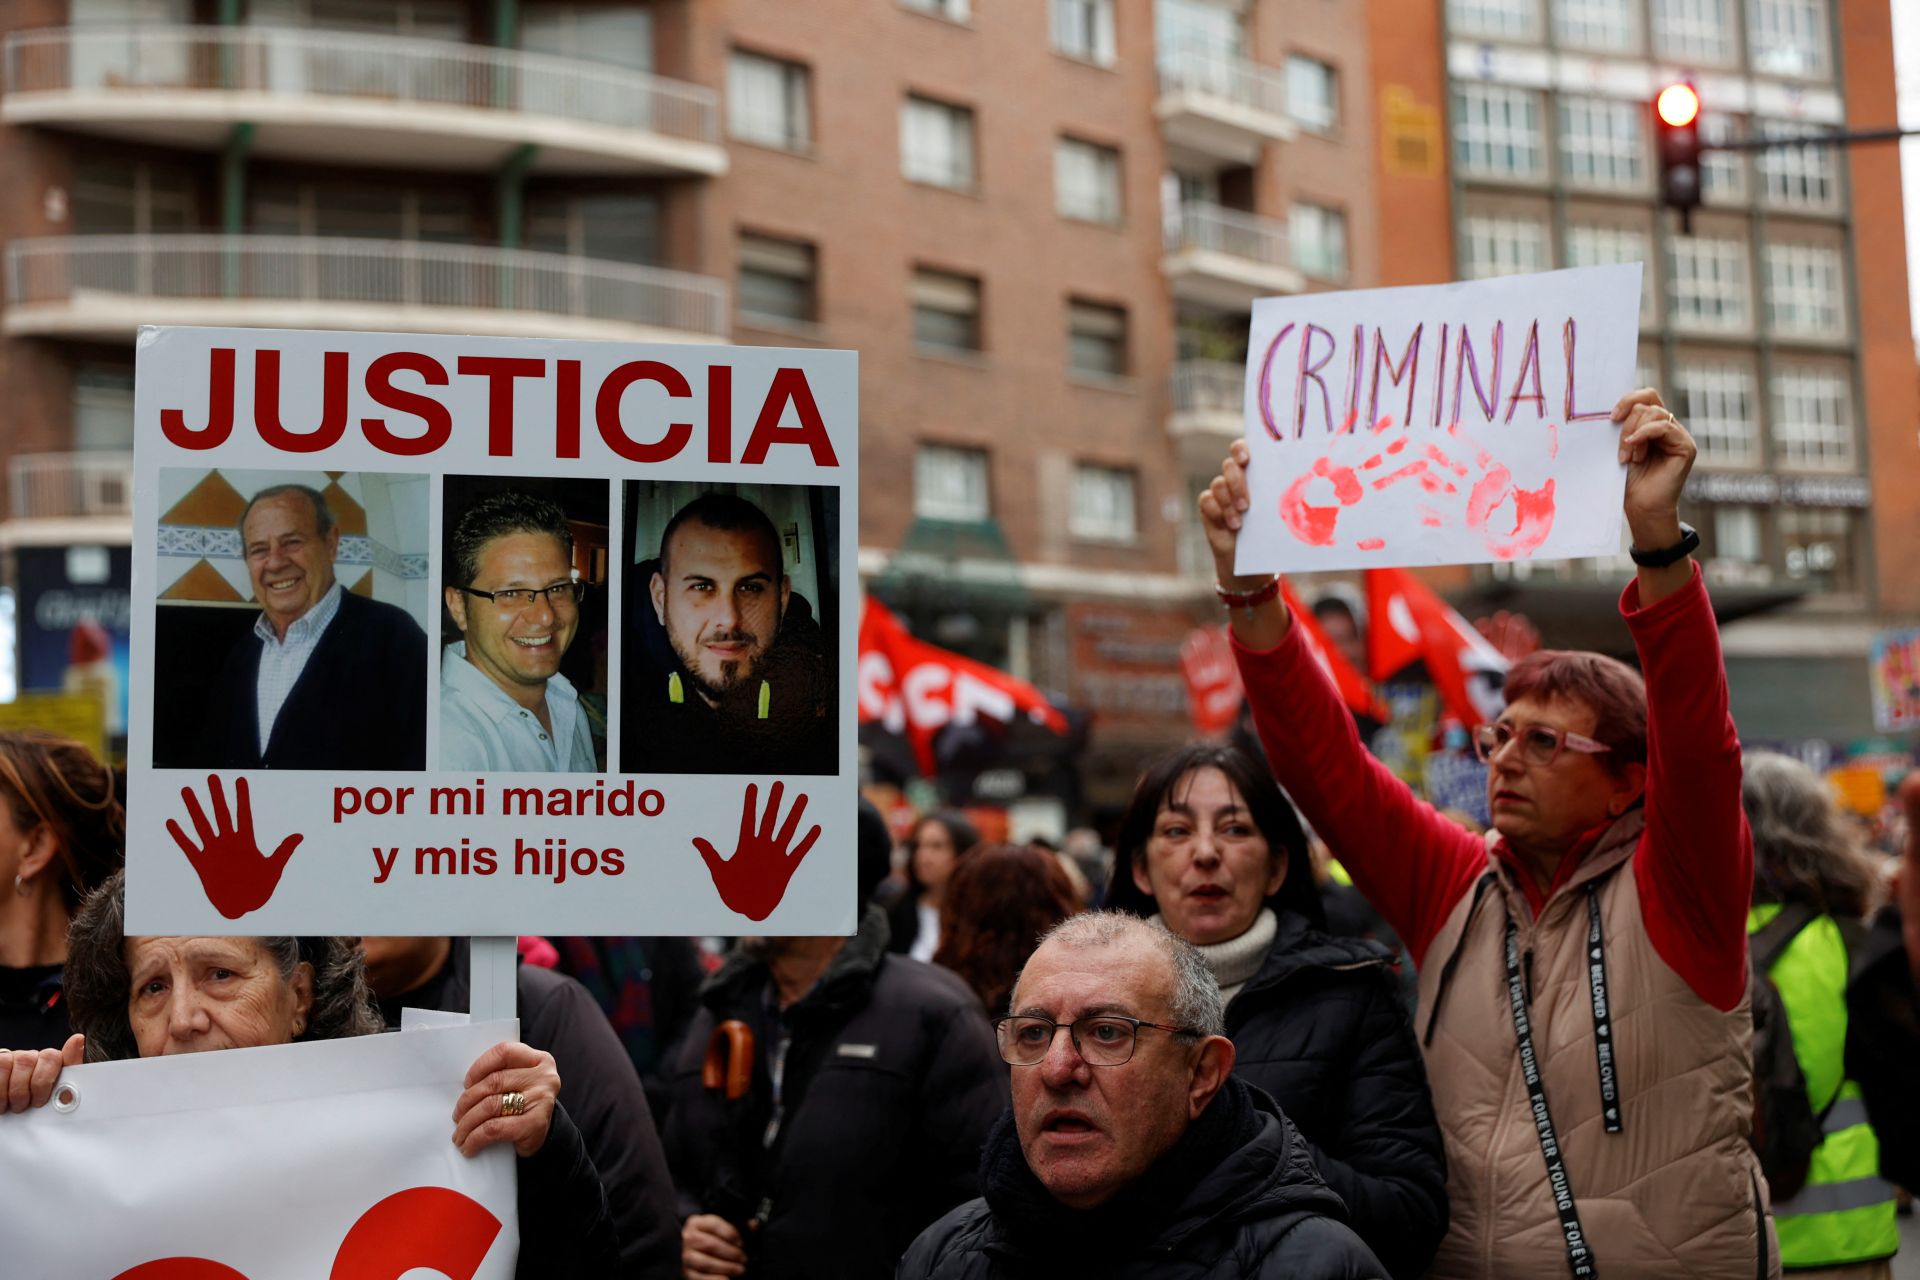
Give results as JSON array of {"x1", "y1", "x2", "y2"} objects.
[{"x1": 1657, "y1": 83, "x2": 1700, "y2": 129}]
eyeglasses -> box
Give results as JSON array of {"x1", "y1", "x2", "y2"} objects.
[
  {"x1": 1471, "y1": 720, "x2": 1611, "y2": 768},
  {"x1": 460, "y1": 580, "x2": 586, "y2": 611},
  {"x1": 993, "y1": 1014, "x2": 1200, "y2": 1067}
]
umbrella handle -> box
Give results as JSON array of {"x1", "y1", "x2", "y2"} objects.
[{"x1": 702, "y1": 1019, "x2": 755, "y2": 1101}]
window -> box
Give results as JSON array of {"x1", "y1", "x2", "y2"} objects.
[
  {"x1": 1650, "y1": 0, "x2": 1733, "y2": 64},
  {"x1": 1771, "y1": 365, "x2": 1853, "y2": 470},
  {"x1": 1447, "y1": 0, "x2": 1540, "y2": 39},
  {"x1": 1559, "y1": 97, "x2": 1645, "y2": 189},
  {"x1": 912, "y1": 267, "x2": 982, "y2": 353},
  {"x1": 1748, "y1": 0, "x2": 1830, "y2": 78},
  {"x1": 729, "y1": 51, "x2": 810, "y2": 152},
  {"x1": 1711, "y1": 506, "x2": 1764, "y2": 563},
  {"x1": 73, "y1": 367, "x2": 135, "y2": 452},
  {"x1": 1674, "y1": 360, "x2": 1759, "y2": 465},
  {"x1": 1286, "y1": 56, "x2": 1338, "y2": 133},
  {"x1": 901, "y1": 95, "x2": 977, "y2": 190},
  {"x1": 1756, "y1": 122, "x2": 1838, "y2": 210},
  {"x1": 902, "y1": 0, "x2": 969, "y2": 20},
  {"x1": 1779, "y1": 508, "x2": 1857, "y2": 595},
  {"x1": 72, "y1": 160, "x2": 195, "y2": 234},
  {"x1": 1452, "y1": 85, "x2": 1546, "y2": 180},
  {"x1": 1071, "y1": 464, "x2": 1137, "y2": 541},
  {"x1": 915, "y1": 444, "x2": 990, "y2": 520},
  {"x1": 246, "y1": 0, "x2": 461, "y2": 35},
  {"x1": 1554, "y1": 0, "x2": 1636, "y2": 49},
  {"x1": 1566, "y1": 223, "x2": 1653, "y2": 321},
  {"x1": 520, "y1": 5, "x2": 653, "y2": 70},
  {"x1": 526, "y1": 195, "x2": 661, "y2": 263},
  {"x1": 1699, "y1": 113, "x2": 1745, "y2": 202},
  {"x1": 1462, "y1": 213, "x2": 1550, "y2": 279},
  {"x1": 1067, "y1": 300, "x2": 1128, "y2": 377},
  {"x1": 737, "y1": 232, "x2": 817, "y2": 326},
  {"x1": 1290, "y1": 202, "x2": 1349, "y2": 280},
  {"x1": 1052, "y1": 0, "x2": 1116, "y2": 64},
  {"x1": 1765, "y1": 242, "x2": 1845, "y2": 337},
  {"x1": 1669, "y1": 234, "x2": 1751, "y2": 331},
  {"x1": 1156, "y1": 0, "x2": 1245, "y2": 57},
  {"x1": 1055, "y1": 138, "x2": 1123, "y2": 225}
]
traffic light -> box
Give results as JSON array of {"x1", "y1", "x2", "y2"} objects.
[{"x1": 1655, "y1": 82, "x2": 1702, "y2": 227}]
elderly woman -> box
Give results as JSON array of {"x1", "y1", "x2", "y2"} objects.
[
  {"x1": 932, "y1": 842, "x2": 1081, "y2": 1018},
  {"x1": 0, "y1": 731, "x2": 124, "y2": 1050},
  {"x1": 1198, "y1": 391, "x2": 1774, "y2": 1277},
  {"x1": 0, "y1": 871, "x2": 619, "y2": 1279},
  {"x1": 1743, "y1": 752, "x2": 1896, "y2": 1275},
  {"x1": 889, "y1": 809, "x2": 982, "y2": 962},
  {"x1": 1105, "y1": 743, "x2": 1446, "y2": 1279}
]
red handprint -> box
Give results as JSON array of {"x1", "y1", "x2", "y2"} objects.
[
  {"x1": 166, "y1": 775, "x2": 302, "y2": 920},
  {"x1": 695, "y1": 781, "x2": 821, "y2": 922}
]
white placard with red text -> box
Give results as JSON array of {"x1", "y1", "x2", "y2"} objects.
[
  {"x1": 0, "y1": 1020, "x2": 520, "y2": 1279},
  {"x1": 128, "y1": 326, "x2": 857, "y2": 935},
  {"x1": 1235, "y1": 265, "x2": 1641, "y2": 575}
]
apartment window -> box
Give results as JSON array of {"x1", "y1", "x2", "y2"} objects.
[
  {"x1": 902, "y1": 0, "x2": 970, "y2": 20},
  {"x1": 915, "y1": 444, "x2": 990, "y2": 520},
  {"x1": 1757, "y1": 122, "x2": 1839, "y2": 210},
  {"x1": 247, "y1": 0, "x2": 462, "y2": 36},
  {"x1": 1669, "y1": 234, "x2": 1751, "y2": 331},
  {"x1": 1765, "y1": 242, "x2": 1845, "y2": 337},
  {"x1": 1780, "y1": 508, "x2": 1857, "y2": 594},
  {"x1": 1286, "y1": 56, "x2": 1338, "y2": 133},
  {"x1": 1700, "y1": 113, "x2": 1746, "y2": 202},
  {"x1": 1071, "y1": 464, "x2": 1137, "y2": 541},
  {"x1": 912, "y1": 267, "x2": 982, "y2": 353},
  {"x1": 1673, "y1": 360, "x2": 1759, "y2": 466},
  {"x1": 72, "y1": 160, "x2": 195, "y2": 234},
  {"x1": 901, "y1": 96, "x2": 977, "y2": 190},
  {"x1": 73, "y1": 367, "x2": 135, "y2": 452},
  {"x1": 737, "y1": 232, "x2": 817, "y2": 326},
  {"x1": 1554, "y1": 0, "x2": 1637, "y2": 50},
  {"x1": 1453, "y1": 85, "x2": 1546, "y2": 180},
  {"x1": 1067, "y1": 300, "x2": 1128, "y2": 378},
  {"x1": 1650, "y1": 0, "x2": 1733, "y2": 63},
  {"x1": 1559, "y1": 97, "x2": 1645, "y2": 189},
  {"x1": 1290, "y1": 202, "x2": 1349, "y2": 280},
  {"x1": 1052, "y1": 0, "x2": 1116, "y2": 64},
  {"x1": 520, "y1": 5, "x2": 653, "y2": 70},
  {"x1": 1447, "y1": 0, "x2": 1541, "y2": 39},
  {"x1": 526, "y1": 194, "x2": 661, "y2": 263},
  {"x1": 1156, "y1": 0, "x2": 1245, "y2": 57},
  {"x1": 1566, "y1": 223, "x2": 1653, "y2": 321},
  {"x1": 1711, "y1": 506, "x2": 1764, "y2": 563},
  {"x1": 1748, "y1": 0, "x2": 1830, "y2": 78},
  {"x1": 1055, "y1": 138, "x2": 1123, "y2": 225},
  {"x1": 1771, "y1": 365, "x2": 1853, "y2": 470},
  {"x1": 1462, "y1": 213, "x2": 1551, "y2": 279},
  {"x1": 728, "y1": 51, "x2": 811, "y2": 151}
]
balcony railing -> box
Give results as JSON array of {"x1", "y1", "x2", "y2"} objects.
[
  {"x1": 3, "y1": 25, "x2": 720, "y2": 148},
  {"x1": 1171, "y1": 359, "x2": 1245, "y2": 417},
  {"x1": 1165, "y1": 202, "x2": 1291, "y2": 269},
  {"x1": 8, "y1": 452, "x2": 134, "y2": 520},
  {"x1": 1156, "y1": 45, "x2": 1289, "y2": 122},
  {"x1": 5, "y1": 235, "x2": 730, "y2": 340}
]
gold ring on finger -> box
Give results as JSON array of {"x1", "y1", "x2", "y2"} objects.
[{"x1": 499, "y1": 1091, "x2": 528, "y2": 1117}]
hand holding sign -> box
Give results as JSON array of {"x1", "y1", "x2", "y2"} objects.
[
  {"x1": 450, "y1": 1040, "x2": 559, "y2": 1158},
  {"x1": 696, "y1": 782, "x2": 821, "y2": 922},
  {"x1": 166, "y1": 775, "x2": 301, "y2": 920},
  {"x1": 1614, "y1": 388, "x2": 1698, "y2": 546},
  {"x1": 0, "y1": 1033, "x2": 85, "y2": 1113}
]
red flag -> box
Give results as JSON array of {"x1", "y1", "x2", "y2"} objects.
[
  {"x1": 856, "y1": 598, "x2": 1067, "y2": 776},
  {"x1": 1364, "y1": 568, "x2": 1509, "y2": 727},
  {"x1": 1281, "y1": 581, "x2": 1387, "y2": 722},
  {"x1": 1179, "y1": 626, "x2": 1244, "y2": 738}
]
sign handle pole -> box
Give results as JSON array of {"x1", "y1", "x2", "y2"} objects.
[{"x1": 467, "y1": 936, "x2": 518, "y2": 1022}]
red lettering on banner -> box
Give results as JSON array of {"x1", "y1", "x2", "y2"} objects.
[
  {"x1": 255, "y1": 349, "x2": 350, "y2": 452},
  {"x1": 361, "y1": 353, "x2": 452, "y2": 456},
  {"x1": 115, "y1": 1262, "x2": 249, "y2": 1280},
  {"x1": 741, "y1": 368, "x2": 840, "y2": 466},
  {"x1": 160, "y1": 348, "x2": 237, "y2": 448},
  {"x1": 456, "y1": 356, "x2": 545, "y2": 456},
  {"x1": 555, "y1": 359, "x2": 582, "y2": 458},
  {"x1": 596, "y1": 361, "x2": 693, "y2": 463},
  {"x1": 707, "y1": 365, "x2": 733, "y2": 463}
]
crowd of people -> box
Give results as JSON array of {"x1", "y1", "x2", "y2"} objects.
[{"x1": 3, "y1": 389, "x2": 1920, "y2": 1278}]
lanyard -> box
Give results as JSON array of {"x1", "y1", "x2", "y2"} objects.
[
  {"x1": 1506, "y1": 918, "x2": 1599, "y2": 1279},
  {"x1": 1585, "y1": 883, "x2": 1621, "y2": 1133}
]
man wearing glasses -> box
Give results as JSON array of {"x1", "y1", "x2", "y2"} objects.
[
  {"x1": 901, "y1": 912, "x2": 1385, "y2": 1279},
  {"x1": 441, "y1": 490, "x2": 596, "y2": 772}
]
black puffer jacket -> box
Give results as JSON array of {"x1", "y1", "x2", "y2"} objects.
[
  {"x1": 1227, "y1": 909, "x2": 1447, "y2": 1280},
  {"x1": 664, "y1": 905, "x2": 1008, "y2": 1280},
  {"x1": 896, "y1": 1084, "x2": 1387, "y2": 1279}
]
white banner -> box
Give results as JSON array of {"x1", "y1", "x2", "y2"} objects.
[
  {"x1": 1235, "y1": 265, "x2": 1640, "y2": 574},
  {"x1": 128, "y1": 327, "x2": 858, "y2": 935},
  {"x1": 0, "y1": 1020, "x2": 520, "y2": 1279}
]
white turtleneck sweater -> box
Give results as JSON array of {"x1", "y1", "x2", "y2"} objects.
[{"x1": 1152, "y1": 906, "x2": 1278, "y2": 1006}]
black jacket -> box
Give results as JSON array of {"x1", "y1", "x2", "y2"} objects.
[
  {"x1": 896, "y1": 1086, "x2": 1387, "y2": 1279},
  {"x1": 0, "y1": 963, "x2": 70, "y2": 1051},
  {"x1": 380, "y1": 942, "x2": 681, "y2": 1279},
  {"x1": 196, "y1": 589, "x2": 427, "y2": 770},
  {"x1": 664, "y1": 906, "x2": 1009, "y2": 1280},
  {"x1": 518, "y1": 1101, "x2": 623, "y2": 1279},
  {"x1": 1225, "y1": 909, "x2": 1447, "y2": 1280}
]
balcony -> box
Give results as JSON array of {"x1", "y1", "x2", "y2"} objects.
[
  {"x1": 8, "y1": 452, "x2": 135, "y2": 521},
  {"x1": 2, "y1": 26, "x2": 726, "y2": 176},
  {"x1": 1162, "y1": 203, "x2": 1302, "y2": 310},
  {"x1": 1168, "y1": 359, "x2": 1245, "y2": 438},
  {"x1": 4, "y1": 235, "x2": 730, "y2": 345},
  {"x1": 1155, "y1": 46, "x2": 1293, "y2": 168}
]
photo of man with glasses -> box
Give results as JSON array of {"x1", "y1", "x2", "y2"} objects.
[{"x1": 441, "y1": 489, "x2": 598, "y2": 772}]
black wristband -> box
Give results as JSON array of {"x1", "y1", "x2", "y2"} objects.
[{"x1": 1627, "y1": 522, "x2": 1699, "y2": 568}]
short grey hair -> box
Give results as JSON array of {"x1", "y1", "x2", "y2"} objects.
[
  {"x1": 1019, "y1": 910, "x2": 1225, "y2": 1038},
  {"x1": 1743, "y1": 750, "x2": 1880, "y2": 919},
  {"x1": 239, "y1": 483, "x2": 336, "y2": 540}
]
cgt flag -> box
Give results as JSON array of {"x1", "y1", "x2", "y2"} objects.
[
  {"x1": 857, "y1": 598, "x2": 1067, "y2": 777},
  {"x1": 1279, "y1": 582, "x2": 1386, "y2": 723},
  {"x1": 1364, "y1": 567, "x2": 1509, "y2": 728}
]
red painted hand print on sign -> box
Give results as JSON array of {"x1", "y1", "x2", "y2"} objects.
[
  {"x1": 166, "y1": 775, "x2": 302, "y2": 920},
  {"x1": 695, "y1": 781, "x2": 821, "y2": 922}
]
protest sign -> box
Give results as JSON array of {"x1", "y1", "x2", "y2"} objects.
[
  {"x1": 1235, "y1": 265, "x2": 1641, "y2": 575},
  {"x1": 1869, "y1": 626, "x2": 1920, "y2": 732},
  {"x1": 127, "y1": 327, "x2": 856, "y2": 935},
  {"x1": 0, "y1": 1020, "x2": 519, "y2": 1279}
]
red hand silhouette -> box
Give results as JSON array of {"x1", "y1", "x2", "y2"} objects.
[
  {"x1": 166, "y1": 775, "x2": 302, "y2": 920},
  {"x1": 695, "y1": 781, "x2": 821, "y2": 922}
]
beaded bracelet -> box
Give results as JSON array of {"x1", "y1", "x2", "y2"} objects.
[{"x1": 1213, "y1": 576, "x2": 1281, "y2": 610}]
